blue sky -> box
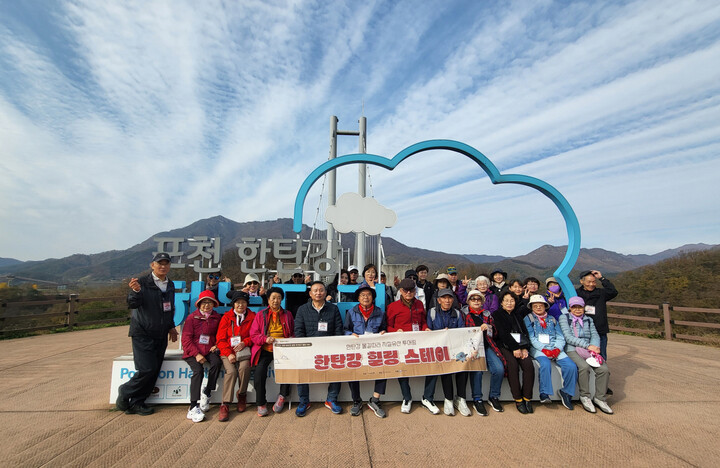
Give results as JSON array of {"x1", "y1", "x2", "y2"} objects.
[{"x1": 1, "y1": 0, "x2": 719, "y2": 261}]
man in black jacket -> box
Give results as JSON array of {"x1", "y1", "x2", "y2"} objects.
[
  {"x1": 294, "y1": 281, "x2": 344, "y2": 417},
  {"x1": 116, "y1": 253, "x2": 178, "y2": 415},
  {"x1": 576, "y1": 270, "x2": 618, "y2": 361}
]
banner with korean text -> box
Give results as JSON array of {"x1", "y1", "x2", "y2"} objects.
[{"x1": 273, "y1": 328, "x2": 487, "y2": 383}]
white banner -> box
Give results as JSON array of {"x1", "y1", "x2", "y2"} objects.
[{"x1": 273, "y1": 327, "x2": 487, "y2": 384}]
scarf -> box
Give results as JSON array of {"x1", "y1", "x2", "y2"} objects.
[
  {"x1": 571, "y1": 314, "x2": 584, "y2": 337},
  {"x1": 465, "y1": 309, "x2": 506, "y2": 373},
  {"x1": 234, "y1": 311, "x2": 245, "y2": 327},
  {"x1": 360, "y1": 304, "x2": 373, "y2": 321},
  {"x1": 533, "y1": 311, "x2": 548, "y2": 329}
]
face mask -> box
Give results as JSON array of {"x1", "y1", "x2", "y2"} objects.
[{"x1": 549, "y1": 285, "x2": 560, "y2": 293}]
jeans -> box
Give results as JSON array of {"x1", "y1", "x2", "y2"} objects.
[
  {"x1": 297, "y1": 382, "x2": 340, "y2": 404},
  {"x1": 535, "y1": 355, "x2": 578, "y2": 396},
  {"x1": 423, "y1": 373, "x2": 467, "y2": 401},
  {"x1": 397, "y1": 378, "x2": 413, "y2": 402},
  {"x1": 469, "y1": 349, "x2": 505, "y2": 400},
  {"x1": 348, "y1": 380, "x2": 387, "y2": 402}
]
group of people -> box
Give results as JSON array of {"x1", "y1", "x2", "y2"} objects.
[{"x1": 116, "y1": 255, "x2": 618, "y2": 422}]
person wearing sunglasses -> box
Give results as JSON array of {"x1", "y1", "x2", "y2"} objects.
[
  {"x1": 241, "y1": 273, "x2": 267, "y2": 306},
  {"x1": 205, "y1": 271, "x2": 233, "y2": 304}
]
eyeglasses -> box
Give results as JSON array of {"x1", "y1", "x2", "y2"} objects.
[
  {"x1": 469, "y1": 297, "x2": 482, "y2": 301},
  {"x1": 208, "y1": 275, "x2": 220, "y2": 280}
]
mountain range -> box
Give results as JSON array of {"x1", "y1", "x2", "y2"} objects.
[{"x1": 0, "y1": 216, "x2": 715, "y2": 285}]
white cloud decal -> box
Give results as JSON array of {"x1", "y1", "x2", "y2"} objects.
[{"x1": 325, "y1": 192, "x2": 397, "y2": 236}]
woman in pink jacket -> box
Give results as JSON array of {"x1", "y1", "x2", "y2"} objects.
[{"x1": 182, "y1": 290, "x2": 223, "y2": 423}]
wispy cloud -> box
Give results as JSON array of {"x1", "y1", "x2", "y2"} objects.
[{"x1": 0, "y1": 0, "x2": 718, "y2": 261}]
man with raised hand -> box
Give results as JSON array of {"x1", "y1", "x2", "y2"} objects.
[
  {"x1": 116, "y1": 253, "x2": 178, "y2": 416},
  {"x1": 294, "y1": 281, "x2": 344, "y2": 416}
]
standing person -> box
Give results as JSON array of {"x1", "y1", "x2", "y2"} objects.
[
  {"x1": 492, "y1": 291, "x2": 535, "y2": 414},
  {"x1": 415, "y1": 265, "x2": 435, "y2": 310},
  {"x1": 524, "y1": 295, "x2": 577, "y2": 410},
  {"x1": 446, "y1": 266, "x2": 468, "y2": 306},
  {"x1": 216, "y1": 291, "x2": 256, "y2": 421},
  {"x1": 489, "y1": 269, "x2": 508, "y2": 296},
  {"x1": 576, "y1": 270, "x2": 618, "y2": 394},
  {"x1": 294, "y1": 281, "x2": 344, "y2": 416},
  {"x1": 462, "y1": 289, "x2": 506, "y2": 415},
  {"x1": 284, "y1": 271, "x2": 311, "y2": 317},
  {"x1": 362, "y1": 263, "x2": 392, "y2": 308},
  {"x1": 348, "y1": 266, "x2": 360, "y2": 285},
  {"x1": 545, "y1": 277, "x2": 567, "y2": 320},
  {"x1": 345, "y1": 284, "x2": 388, "y2": 418},
  {"x1": 559, "y1": 297, "x2": 613, "y2": 414},
  {"x1": 576, "y1": 270, "x2": 618, "y2": 362},
  {"x1": 250, "y1": 287, "x2": 295, "y2": 416},
  {"x1": 393, "y1": 269, "x2": 426, "y2": 306},
  {"x1": 241, "y1": 273, "x2": 267, "y2": 305},
  {"x1": 429, "y1": 274, "x2": 461, "y2": 311},
  {"x1": 422, "y1": 289, "x2": 469, "y2": 417},
  {"x1": 182, "y1": 290, "x2": 223, "y2": 423},
  {"x1": 116, "y1": 253, "x2": 178, "y2": 416},
  {"x1": 205, "y1": 270, "x2": 233, "y2": 303},
  {"x1": 380, "y1": 272, "x2": 397, "y2": 304},
  {"x1": 474, "y1": 276, "x2": 499, "y2": 313},
  {"x1": 386, "y1": 278, "x2": 429, "y2": 413},
  {"x1": 326, "y1": 269, "x2": 351, "y2": 302}
]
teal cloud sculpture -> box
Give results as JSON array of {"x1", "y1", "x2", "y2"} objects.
[{"x1": 293, "y1": 139, "x2": 581, "y2": 298}]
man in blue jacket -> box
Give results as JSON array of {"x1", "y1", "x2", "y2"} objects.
[
  {"x1": 294, "y1": 281, "x2": 344, "y2": 416},
  {"x1": 116, "y1": 253, "x2": 178, "y2": 416}
]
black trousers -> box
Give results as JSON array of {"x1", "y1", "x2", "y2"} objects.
[
  {"x1": 118, "y1": 335, "x2": 167, "y2": 406},
  {"x1": 348, "y1": 379, "x2": 387, "y2": 403},
  {"x1": 184, "y1": 352, "x2": 222, "y2": 404},
  {"x1": 500, "y1": 348, "x2": 535, "y2": 400},
  {"x1": 255, "y1": 349, "x2": 290, "y2": 406}
]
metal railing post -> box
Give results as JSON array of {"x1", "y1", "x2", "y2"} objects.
[{"x1": 662, "y1": 302, "x2": 672, "y2": 340}]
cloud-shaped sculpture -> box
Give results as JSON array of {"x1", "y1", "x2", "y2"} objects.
[
  {"x1": 293, "y1": 140, "x2": 581, "y2": 298},
  {"x1": 325, "y1": 192, "x2": 397, "y2": 236}
]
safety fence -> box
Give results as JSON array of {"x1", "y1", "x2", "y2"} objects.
[{"x1": 608, "y1": 302, "x2": 720, "y2": 343}]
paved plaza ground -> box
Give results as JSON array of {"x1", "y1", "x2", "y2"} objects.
[{"x1": 0, "y1": 326, "x2": 719, "y2": 467}]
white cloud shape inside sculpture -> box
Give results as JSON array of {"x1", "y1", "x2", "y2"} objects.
[{"x1": 325, "y1": 192, "x2": 397, "y2": 236}]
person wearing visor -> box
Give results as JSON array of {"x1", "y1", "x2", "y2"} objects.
[
  {"x1": 117, "y1": 252, "x2": 178, "y2": 416},
  {"x1": 559, "y1": 296, "x2": 613, "y2": 414},
  {"x1": 241, "y1": 273, "x2": 267, "y2": 306},
  {"x1": 182, "y1": 290, "x2": 223, "y2": 423},
  {"x1": 216, "y1": 291, "x2": 256, "y2": 421},
  {"x1": 344, "y1": 283, "x2": 388, "y2": 418}
]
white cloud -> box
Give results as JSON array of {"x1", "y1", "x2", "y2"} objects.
[{"x1": 325, "y1": 192, "x2": 397, "y2": 236}]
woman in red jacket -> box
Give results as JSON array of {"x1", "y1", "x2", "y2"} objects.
[
  {"x1": 249, "y1": 287, "x2": 295, "y2": 416},
  {"x1": 215, "y1": 291, "x2": 256, "y2": 421},
  {"x1": 182, "y1": 290, "x2": 223, "y2": 423}
]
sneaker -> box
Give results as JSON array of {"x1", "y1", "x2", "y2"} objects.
[
  {"x1": 453, "y1": 397, "x2": 471, "y2": 417},
  {"x1": 593, "y1": 397, "x2": 614, "y2": 414},
  {"x1": 367, "y1": 397, "x2": 386, "y2": 418},
  {"x1": 401, "y1": 400, "x2": 412, "y2": 414},
  {"x1": 539, "y1": 393, "x2": 552, "y2": 404},
  {"x1": 325, "y1": 400, "x2": 342, "y2": 414},
  {"x1": 421, "y1": 398, "x2": 440, "y2": 415},
  {"x1": 236, "y1": 392, "x2": 246, "y2": 413},
  {"x1": 186, "y1": 406, "x2": 204, "y2": 422},
  {"x1": 524, "y1": 399, "x2": 534, "y2": 413},
  {"x1": 295, "y1": 402, "x2": 310, "y2": 417},
  {"x1": 257, "y1": 405, "x2": 268, "y2": 417},
  {"x1": 350, "y1": 401, "x2": 362, "y2": 416},
  {"x1": 218, "y1": 404, "x2": 229, "y2": 422},
  {"x1": 199, "y1": 387, "x2": 211, "y2": 412},
  {"x1": 126, "y1": 403, "x2": 154, "y2": 416},
  {"x1": 488, "y1": 397, "x2": 504, "y2": 412},
  {"x1": 115, "y1": 394, "x2": 130, "y2": 412},
  {"x1": 443, "y1": 398, "x2": 455, "y2": 416},
  {"x1": 515, "y1": 401, "x2": 528, "y2": 414},
  {"x1": 580, "y1": 396, "x2": 596, "y2": 413},
  {"x1": 273, "y1": 395, "x2": 285, "y2": 413},
  {"x1": 473, "y1": 400, "x2": 488, "y2": 416},
  {"x1": 558, "y1": 389, "x2": 574, "y2": 410}
]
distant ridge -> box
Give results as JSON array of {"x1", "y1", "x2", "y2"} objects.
[{"x1": 0, "y1": 216, "x2": 715, "y2": 285}]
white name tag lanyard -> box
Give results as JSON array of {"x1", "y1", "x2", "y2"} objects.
[
  {"x1": 585, "y1": 305, "x2": 596, "y2": 315},
  {"x1": 538, "y1": 334, "x2": 550, "y2": 344},
  {"x1": 230, "y1": 336, "x2": 242, "y2": 347},
  {"x1": 318, "y1": 321, "x2": 328, "y2": 332}
]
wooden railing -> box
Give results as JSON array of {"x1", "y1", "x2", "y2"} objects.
[
  {"x1": 608, "y1": 301, "x2": 720, "y2": 343},
  {"x1": 0, "y1": 294, "x2": 129, "y2": 336}
]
